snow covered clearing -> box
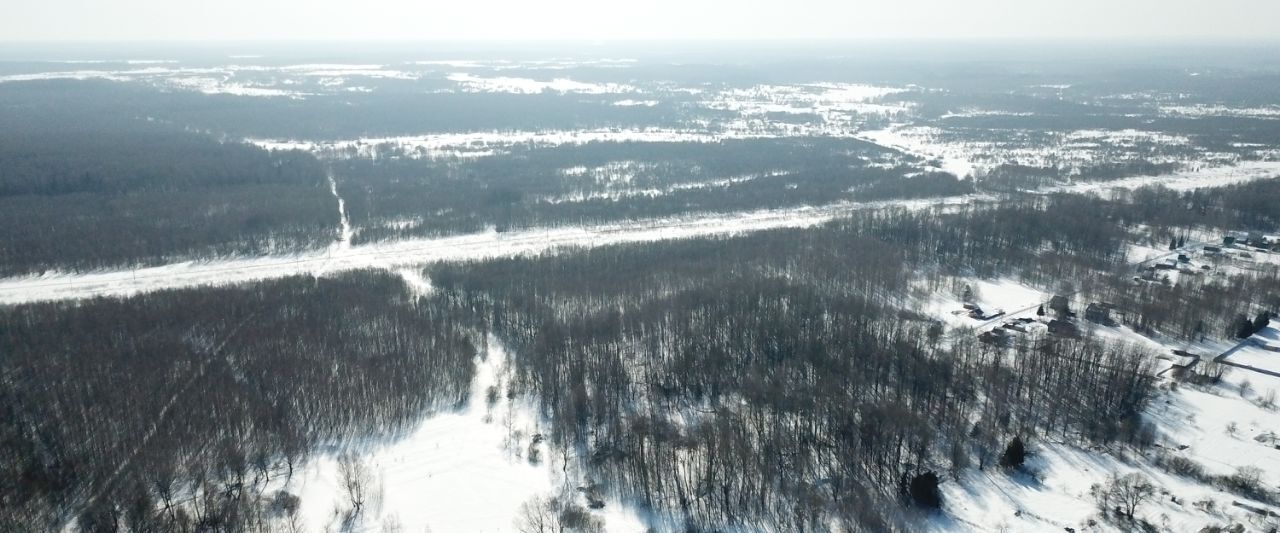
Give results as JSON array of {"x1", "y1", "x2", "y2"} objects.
[
  {"x1": 856, "y1": 126, "x2": 978, "y2": 179},
  {"x1": 273, "y1": 336, "x2": 649, "y2": 532},
  {"x1": 413, "y1": 58, "x2": 638, "y2": 71},
  {"x1": 396, "y1": 268, "x2": 435, "y2": 299},
  {"x1": 0, "y1": 63, "x2": 417, "y2": 96},
  {"x1": 1049, "y1": 160, "x2": 1280, "y2": 195},
  {"x1": 539, "y1": 171, "x2": 783, "y2": 204},
  {"x1": 919, "y1": 278, "x2": 1050, "y2": 332},
  {"x1": 707, "y1": 83, "x2": 911, "y2": 122},
  {"x1": 854, "y1": 124, "x2": 1277, "y2": 186},
  {"x1": 1159, "y1": 104, "x2": 1280, "y2": 119}
]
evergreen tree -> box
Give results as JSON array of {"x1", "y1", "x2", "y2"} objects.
[
  {"x1": 999, "y1": 436, "x2": 1027, "y2": 469},
  {"x1": 1253, "y1": 311, "x2": 1271, "y2": 334},
  {"x1": 906, "y1": 472, "x2": 942, "y2": 509},
  {"x1": 1235, "y1": 314, "x2": 1257, "y2": 339}
]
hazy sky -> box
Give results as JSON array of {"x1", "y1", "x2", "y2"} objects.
[{"x1": 5, "y1": 0, "x2": 1280, "y2": 42}]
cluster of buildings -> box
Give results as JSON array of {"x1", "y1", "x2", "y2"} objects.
[{"x1": 975, "y1": 294, "x2": 1121, "y2": 345}]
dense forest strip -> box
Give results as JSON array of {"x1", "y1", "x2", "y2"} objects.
[
  {"x1": 6, "y1": 146, "x2": 1277, "y2": 303},
  {"x1": 0, "y1": 97, "x2": 338, "y2": 276},
  {"x1": 0, "y1": 194, "x2": 985, "y2": 305}
]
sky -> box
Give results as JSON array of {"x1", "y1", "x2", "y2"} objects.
[{"x1": 3, "y1": 0, "x2": 1280, "y2": 42}]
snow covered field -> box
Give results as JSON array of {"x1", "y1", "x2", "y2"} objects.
[{"x1": 287, "y1": 339, "x2": 538, "y2": 532}]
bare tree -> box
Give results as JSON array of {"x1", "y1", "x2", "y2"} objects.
[
  {"x1": 515, "y1": 495, "x2": 560, "y2": 533},
  {"x1": 1094, "y1": 472, "x2": 1155, "y2": 520},
  {"x1": 338, "y1": 454, "x2": 373, "y2": 514}
]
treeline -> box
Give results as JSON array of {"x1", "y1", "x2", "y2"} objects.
[
  {"x1": 0, "y1": 186, "x2": 337, "y2": 276},
  {"x1": 0, "y1": 79, "x2": 690, "y2": 140},
  {"x1": 0, "y1": 90, "x2": 338, "y2": 275},
  {"x1": 853, "y1": 171, "x2": 974, "y2": 201},
  {"x1": 0, "y1": 271, "x2": 477, "y2": 532},
  {"x1": 1117, "y1": 178, "x2": 1280, "y2": 233},
  {"x1": 1091, "y1": 261, "x2": 1280, "y2": 341},
  {"x1": 430, "y1": 214, "x2": 1157, "y2": 530},
  {"x1": 0, "y1": 129, "x2": 324, "y2": 197},
  {"x1": 837, "y1": 193, "x2": 1129, "y2": 285}
]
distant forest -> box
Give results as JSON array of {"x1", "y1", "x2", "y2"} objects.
[
  {"x1": 0, "y1": 87, "x2": 337, "y2": 275},
  {"x1": 333, "y1": 138, "x2": 970, "y2": 242}
]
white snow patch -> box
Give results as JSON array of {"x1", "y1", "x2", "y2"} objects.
[
  {"x1": 1160, "y1": 104, "x2": 1280, "y2": 119},
  {"x1": 285, "y1": 337, "x2": 554, "y2": 532},
  {"x1": 397, "y1": 268, "x2": 435, "y2": 298},
  {"x1": 447, "y1": 73, "x2": 635, "y2": 94},
  {"x1": 1049, "y1": 160, "x2": 1280, "y2": 196},
  {"x1": 612, "y1": 99, "x2": 659, "y2": 107},
  {"x1": 857, "y1": 126, "x2": 978, "y2": 179}
]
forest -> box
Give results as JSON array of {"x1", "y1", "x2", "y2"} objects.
[
  {"x1": 12, "y1": 182, "x2": 1268, "y2": 530},
  {"x1": 0, "y1": 272, "x2": 478, "y2": 532},
  {"x1": 2, "y1": 48, "x2": 1280, "y2": 532},
  {"x1": 0, "y1": 87, "x2": 337, "y2": 275}
]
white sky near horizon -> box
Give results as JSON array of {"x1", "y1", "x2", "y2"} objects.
[{"x1": 3, "y1": 0, "x2": 1279, "y2": 42}]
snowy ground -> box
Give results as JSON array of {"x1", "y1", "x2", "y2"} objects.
[
  {"x1": 857, "y1": 127, "x2": 978, "y2": 179},
  {"x1": 1049, "y1": 160, "x2": 1280, "y2": 195},
  {"x1": 274, "y1": 336, "x2": 649, "y2": 533},
  {"x1": 919, "y1": 278, "x2": 1050, "y2": 332},
  {"x1": 855, "y1": 122, "x2": 1280, "y2": 190}
]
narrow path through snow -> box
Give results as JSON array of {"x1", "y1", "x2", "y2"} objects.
[{"x1": 327, "y1": 170, "x2": 353, "y2": 251}]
